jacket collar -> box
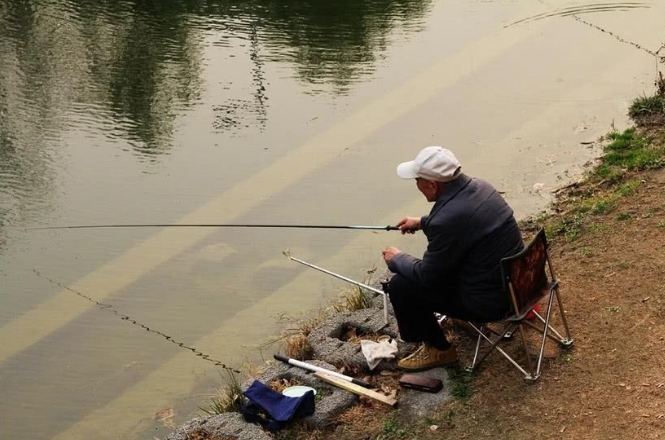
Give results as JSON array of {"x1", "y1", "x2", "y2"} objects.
[{"x1": 428, "y1": 173, "x2": 472, "y2": 217}]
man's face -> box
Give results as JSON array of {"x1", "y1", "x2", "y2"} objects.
[{"x1": 416, "y1": 178, "x2": 439, "y2": 202}]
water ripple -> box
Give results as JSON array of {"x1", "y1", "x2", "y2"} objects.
[{"x1": 506, "y1": 2, "x2": 650, "y2": 27}]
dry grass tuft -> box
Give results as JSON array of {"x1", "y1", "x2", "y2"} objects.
[
  {"x1": 283, "y1": 333, "x2": 313, "y2": 360},
  {"x1": 278, "y1": 266, "x2": 381, "y2": 360},
  {"x1": 186, "y1": 430, "x2": 236, "y2": 440},
  {"x1": 275, "y1": 310, "x2": 328, "y2": 360},
  {"x1": 333, "y1": 399, "x2": 394, "y2": 436},
  {"x1": 332, "y1": 285, "x2": 373, "y2": 312},
  {"x1": 198, "y1": 370, "x2": 245, "y2": 416}
]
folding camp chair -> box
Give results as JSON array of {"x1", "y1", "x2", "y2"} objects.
[{"x1": 465, "y1": 228, "x2": 573, "y2": 382}]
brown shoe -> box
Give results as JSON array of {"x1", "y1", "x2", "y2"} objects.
[{"x1": 397, "y1": 343, "x2": 458, "y2": 371}]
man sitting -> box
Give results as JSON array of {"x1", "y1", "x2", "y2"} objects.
[{"x1": 382, "y1": 146, "x2": 524, "y2": 371}]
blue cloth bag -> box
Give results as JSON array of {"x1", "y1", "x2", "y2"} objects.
[{"x1": 241, "y1": 380, "x2": 315, "y2": 432}]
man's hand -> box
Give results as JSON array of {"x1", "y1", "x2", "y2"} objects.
[
  {"x1": 396, "y1": 216, "x2": 421, "y2": 235},
  {"x1": 382, "y1": 246, "x2": 401, "y2": 265}
]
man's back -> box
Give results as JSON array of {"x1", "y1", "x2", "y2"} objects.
[
  {"x1": 429, "y1": 175, "x2": 523, "y2": 320},
  {"x1": 391, "y1": 173, "x2": 523, "y2": 321}
]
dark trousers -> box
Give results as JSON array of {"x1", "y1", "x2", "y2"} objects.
[{"x1": 387, "y1": 273, "x2": 478, "y2": 349}]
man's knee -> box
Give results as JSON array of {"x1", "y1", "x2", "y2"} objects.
[
  {"x1": 387, "y1": 275, "x2": 460, "y2": 317},
  {"x1": 386, "y1": 273, "x2": 412, "y2": 303}
]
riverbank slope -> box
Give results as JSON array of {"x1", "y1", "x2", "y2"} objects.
[
  {"x1": 278, "y1": 89, "x2": 665, "y2": 440},
  {"x1": 173, "y1": 85, "x2": 665, "y2": 440}
]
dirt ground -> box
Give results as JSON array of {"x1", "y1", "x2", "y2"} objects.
[
  {"x1": 434, "y1": 165, "x2": 665, "y2": 440},
  {"x1": 287, "y1": 128, "x2": 665, "y2": 440}
]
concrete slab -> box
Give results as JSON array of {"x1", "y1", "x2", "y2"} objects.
[{"x1": 395, "y1": 368, "x2": 453, "y2": 422}]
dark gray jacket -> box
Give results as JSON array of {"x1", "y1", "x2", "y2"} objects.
[{"x1": 388, "y1": 173, "x2": 524, "y2": 321}]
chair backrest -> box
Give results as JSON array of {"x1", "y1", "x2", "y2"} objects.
[{"x1": 500, "y1": 229, "x2": 550, "y2": 317}]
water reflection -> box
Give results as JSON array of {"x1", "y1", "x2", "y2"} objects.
[
  {"x1": 1, "y1": 0, "x2": 431, "y2": 152},
  {"x1": 68, "y1": 0, "x2": 205, "y2": 155},
  {"x1": 0, "y1": 0, "x2": 431, "y2": 247},
  {"x1": 0, "y1": 0, "x2": 432, "y2": 433},
  {"x1": 506, "y1": 2, "x2": 650, "y2": 27},
  {"x1": 253, "y1": 0, "x2": 432, "y2": 93},
  {"x1": 211, "y1": 16, "x2": 268, "y2": 136},
  {"x1": 1, "y1": 0, "x2": 203, "y2": 160}
]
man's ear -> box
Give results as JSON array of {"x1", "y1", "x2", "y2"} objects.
[
  {"x1": 423, "y1": 180, "x2": 436, "y2": 198},
  {"x1": 433, "y1": 181, "x2": 446, "y2": 196}
]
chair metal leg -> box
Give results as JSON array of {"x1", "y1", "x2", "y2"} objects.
[
  {"x1": 468, "y1": 324, "x2": 485, "y2": 369},
  {"x1": 468, "y1": 231, "x2": 573, "y2": 382},
  {"x1": 523, "y1": 317, "x2": 565, "y2": 343},
  {"x1": 465, "y1": 323, "x2": 534, "y2": 380},
  {"x1": 517, "y1": 323, "x2": 534, "y2": 377},
  {"x1": 546, "y1": 252, "x2": 574, "y2": 346},
  {"x1": 554, "y1": 287, "x2": 574, "y2": 346},
  {"x1": 525, "y1": 295, "x2": 574, "y2": 347},
  {"x1": 534, "y1": 291, "x2": 558, "y2": 379}
]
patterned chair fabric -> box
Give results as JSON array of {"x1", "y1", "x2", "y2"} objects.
[
  {"x1": 502, "y1": 229, "x2": 550, "y2": 320},
  {"x1": 465, "y1": 228, "x2": 573, "y2": 382}
]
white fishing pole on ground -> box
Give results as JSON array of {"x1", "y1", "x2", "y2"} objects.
[
  {"x1": 273, "y1": 354, "x2": 371, "y2": 388},
  {"x1": 283, "y1": 251, "x2": 389, "y2": 325}
]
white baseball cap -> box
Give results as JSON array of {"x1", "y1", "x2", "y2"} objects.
[{"x1": 396, "y1": 146, "x2": 461, "y2": 182}]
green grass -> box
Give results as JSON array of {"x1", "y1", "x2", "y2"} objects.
[
  {"x1": 545, "y1": 216, "x2": 584, "y2": 243},
  {"x1": 448, "y1": 368, "x2": 474, "y2": 402},
  {"x1": 198, "y1": 369, "x2": 245, "y2": 415},
  {"x1": 333, "y1": 269, "x2": 378, "y2": 313},
  {"x1": 599, "y1": 128, "x2": 664, "y2": 173},
  {"x1": 593, "y1": 164, "x2": 625, "y2": 184},
  {"x1": 335, "y1": 285, "x2": 373, "y2": 312},
  {"x1": 542, "y1": 127, "x2": 665, "y2": 242},
  {"x1": 629, "y1": 94, "x2": 665, "y2": 119},
  {"x1": 616, "y1": 179, "x2": 641, "y2": 196},
  {"x1": 578, "y1": 246, "x2": 594, "y2": 256},
  {"x1": 589, "y1": 197, "x2": 617, "y2": 215},
  {"x1": 616, "y1": 212, "x2": 631, "y2": 221},
  {"x1": 382, "y1": 418, "x2": 399, "y2": 434},
  {"x1": 378, "y1": 416, "x2": 412, "y2": 439}
]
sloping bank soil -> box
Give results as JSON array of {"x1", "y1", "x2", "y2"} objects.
[
  {"x1": 168, "y1": 101, "x2": 665, "y2": 440},
  {"x1": 272, "y1": 118, "x2": 665, "y2": 439},
  {"x1": 436, "y1": 166, "x2": 665, "y2": 440}
]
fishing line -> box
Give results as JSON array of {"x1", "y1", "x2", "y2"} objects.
[
  {"x1": 572, "y1": 15, "x2": 661, "y2": 59},
  {"x1": 32, "y1": 269, "x2": 242, "y2": 374}
]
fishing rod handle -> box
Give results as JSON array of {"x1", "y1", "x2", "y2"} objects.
[
  {"x1": 273, "y1": 354, "x2": 290, "y2": 363},
  {"x1": 273, "y1": 354, "x2": 371, "y2": 388}
]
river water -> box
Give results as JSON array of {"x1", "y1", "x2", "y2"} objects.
[{"x1": 0, "y1": 0, "x2": 662, "y2": 438}]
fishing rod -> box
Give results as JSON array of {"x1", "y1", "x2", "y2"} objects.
[
  {"x1": 29, "y1": 223, "x2": 400, "y2": 231},
  {"x1": 283, "y1": 251, "x2": 390, "y2": 325}
]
